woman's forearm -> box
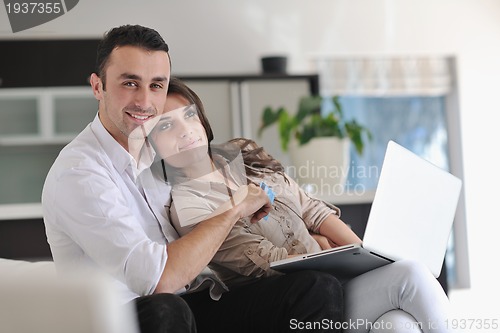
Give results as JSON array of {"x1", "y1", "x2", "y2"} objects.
[{"x1": 318, "y1": 214, "x2": 362, "y2": 246}]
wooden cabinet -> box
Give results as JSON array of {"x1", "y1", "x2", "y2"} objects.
[{"x1": 0, "y1": 39, "x2": 99, "y2": 88}]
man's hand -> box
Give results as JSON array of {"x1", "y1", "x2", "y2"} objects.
[{"x1": 155, "y1": 183, "x2": 272, "y2": 294}]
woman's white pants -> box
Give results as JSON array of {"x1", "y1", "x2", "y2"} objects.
[{"x1": 344, "y1": 260, "x2": 454, "y2": 333}]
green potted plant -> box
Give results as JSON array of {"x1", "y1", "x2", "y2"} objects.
[
  {"x1": 258, "y1": 95, "x2": 371, "y2": 192},
  {"x1": 259, "y1": 95, "x2": 370, "y2": 154}
]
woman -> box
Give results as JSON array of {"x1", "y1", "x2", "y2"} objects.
[{"x1": 150, "y1": 77, "x2": 454, "y2": 333}]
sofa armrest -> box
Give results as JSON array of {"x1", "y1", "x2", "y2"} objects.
[{"x1": 0, "y1": 258, "x2": 139, "y2": 333}]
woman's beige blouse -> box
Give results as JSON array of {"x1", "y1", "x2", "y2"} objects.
[{"x1": 168, "y1": 163, "x2": 341, "y2": 287}]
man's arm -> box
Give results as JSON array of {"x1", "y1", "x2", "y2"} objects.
[{"x1": 154, "y1": 184, "x2": 271, "y2": 294}]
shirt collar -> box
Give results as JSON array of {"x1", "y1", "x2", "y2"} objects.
[{"x1": 90, "y1": 113, "x2": 156, "y2": 181}]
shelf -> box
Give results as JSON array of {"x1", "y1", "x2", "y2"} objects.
[
  {"x1": 0, "y1": 135, "x2": 76, "y2": 146},
  {"x1": 308, "y1": 189, "x2": 375, "y2": 205},
  {"x1": 0, "y1": 189, "x2": 376, "y2": 220},
  {"x1": 0, "y1": 203, "x2": 43, "y2": 220},
  {"x1": 0, "y1": 191, "x2": 375, "y2": 221},
  {"x1": 0, "y1": 87, "x2": 96, "y2": 146},
  {"x1": 0, "y1": 188, "x2": 374, "y2": 221}
]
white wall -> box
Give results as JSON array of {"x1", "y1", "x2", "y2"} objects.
[{"x1": 2, "y1": 0, "x2": 499, "y2": 318}]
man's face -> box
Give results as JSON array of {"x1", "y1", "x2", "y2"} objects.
[{"x1": 91, "y1": 45, "x2": 170, "y2": 150}]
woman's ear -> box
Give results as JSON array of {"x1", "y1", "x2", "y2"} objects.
[{"x1": 89, "y1": 73, "x2": 104, "y2": 101}]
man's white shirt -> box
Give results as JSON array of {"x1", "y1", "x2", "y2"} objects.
[{"x1": 42, "y1": 114, "x2": 176, "y2": 303}]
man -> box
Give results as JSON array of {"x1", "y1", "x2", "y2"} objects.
[{"x1": 42, "y1": 25, "x2": 343, "y2": 333}]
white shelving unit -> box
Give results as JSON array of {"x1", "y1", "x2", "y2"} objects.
[
  {"x1": 0, "y1": 87, "x2": 96, "y2": 145},
  {"x1": 0, "y1": 87, "x2": 97, "y2": 209}
]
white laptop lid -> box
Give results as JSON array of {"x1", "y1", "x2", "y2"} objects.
[{"x1": 363, "y1": 140, "x2": 462, "y2": 277}]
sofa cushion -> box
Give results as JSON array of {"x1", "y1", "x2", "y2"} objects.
[{"x1": 0, "y1": 258, "x2": 139, "y2": 333}]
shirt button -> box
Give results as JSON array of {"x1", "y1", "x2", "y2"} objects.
[{"x1": 292, "y1": 240, "x2": 299, "y2": 246}]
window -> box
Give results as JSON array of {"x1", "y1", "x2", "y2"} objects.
[
  {"x1": 340, "y1": 95, "x2": 449, "y2": 191},
  {"x1": 314, "y1": 55, "x2": 469, "y2": 289}
]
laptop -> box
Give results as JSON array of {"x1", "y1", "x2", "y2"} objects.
[{"x1": 270, "y1": 140, "x2": 462, "y2": 280}]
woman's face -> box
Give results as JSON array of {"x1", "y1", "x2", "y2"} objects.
[{"x1": 151, "y1": 93, "x2": 209, "y2": 168}]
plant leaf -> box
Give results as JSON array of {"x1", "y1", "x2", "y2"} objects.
[
  {"x1": 258, "y1": 106, "x2": 285, "y2": 137},
  {"x1": 278, "y1": 111, "x2": 293, "y2": 151},
  {"x1": 296, "y1": 96, "x2": 322, "y2": 123}
]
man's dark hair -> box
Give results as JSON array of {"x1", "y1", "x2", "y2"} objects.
[{"x1": 95, "y1": 25, "x2": 170, "y2": 89}]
